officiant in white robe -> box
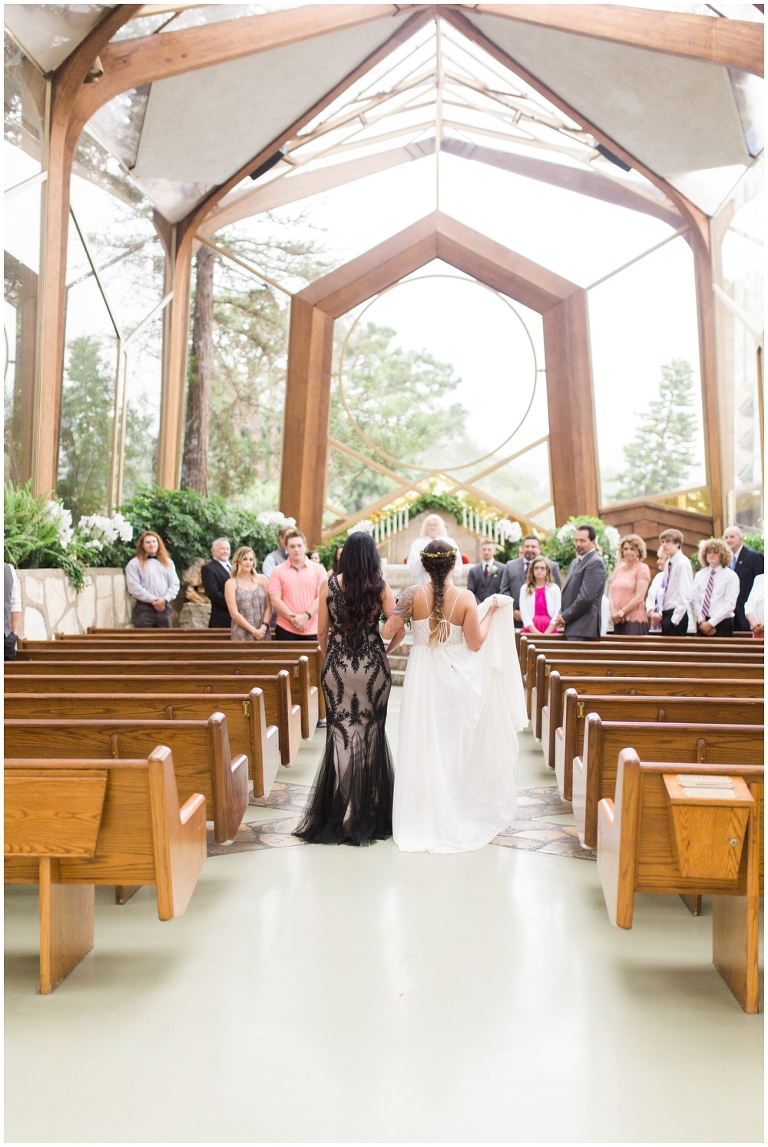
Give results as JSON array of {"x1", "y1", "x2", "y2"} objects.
[{"x1": 406, "y1": 514, "x2": 463, "y2": 585}]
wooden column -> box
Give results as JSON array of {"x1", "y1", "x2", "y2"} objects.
[
  {"x1": 543, "y1": 290, "x2": 600, "y2": 523},
  {"x1": 279, "y1": 297, "x2": 334, "y2": 543},
  {"x1": 156, "y1": 227, "x2": 194, "y2": 490},
  {"x1": 689, "y1": 217, "x2": 724, "y2": 535}
]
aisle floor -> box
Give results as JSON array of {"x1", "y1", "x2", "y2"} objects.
[{"x1": 5, "y1": 689, "x2": 764, "y2": 1143}]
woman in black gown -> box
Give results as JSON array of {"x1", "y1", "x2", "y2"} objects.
[{"x1": 294, "y1": 531, "x2": 397, "y2": 845}]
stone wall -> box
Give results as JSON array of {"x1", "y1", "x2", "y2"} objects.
[{"x1": 16, "y1": 568, "x2": 130, "y2": 640}]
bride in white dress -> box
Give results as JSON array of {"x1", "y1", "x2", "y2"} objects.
[{"x1": 383, "y1": 538, "x2": 527, "y2": 853}]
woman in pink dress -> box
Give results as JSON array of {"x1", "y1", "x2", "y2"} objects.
[
  {"x1": 518, "y1": 557, "x2": 562, "y2": 634},
  {"x1": 609, "y1": 534, "x2": 651, "y2": 635}
]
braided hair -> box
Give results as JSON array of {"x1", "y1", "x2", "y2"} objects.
[{"x1": 420, "y1": 538, "x2": 458, "y2": 649}]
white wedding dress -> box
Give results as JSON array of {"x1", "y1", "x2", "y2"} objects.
[{"x1": 393, "y1": 592, "x2": 528, "y2": 854}]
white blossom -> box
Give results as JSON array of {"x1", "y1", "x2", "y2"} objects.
[
  {"x1": 557, "y1": 523, "x2": 576, "y2": 543},
  {"x1": 497, "y1": 519, "x2": 522, "y2": 543},
  {"x1": 44, "y1": 500, "x2": 74, "y2": 549},
  {"x1": 347, "y1": 520, "x2": 374, "y2": 536},
  {"x1": 603, "y1": 526, "x2": 621, "y2": 554},
  {"x1": 257, "y1": 511, "x2": 296, "y2": 528},
  {"x1": 75, "y1": 511, "x2": 134, "y2": 548}
]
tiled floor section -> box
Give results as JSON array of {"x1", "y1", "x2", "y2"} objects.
[{"x1": 5, "y1": 687, "x2": 763, "y2": 1143}]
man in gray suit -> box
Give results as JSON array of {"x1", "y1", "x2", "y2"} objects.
[
  {"x1": 499, "y1": 535, "x2": 561, "y2": 626},
  {"x1": 467, "y1": 538, "x2": 505, "y2": 604},
  {"x1": 554, "y1": 524, "x2": 606, "y2": 640}
]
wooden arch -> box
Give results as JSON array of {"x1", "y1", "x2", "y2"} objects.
[{"x1": 279, "y1": 210, "x2": 599, "y2": 543}]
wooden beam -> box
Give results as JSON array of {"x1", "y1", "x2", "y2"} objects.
[
  {"x1": 78, "y1": 6, "x2": 417, "y2": 118},
  {"x1": 542, "y1": 290, "x2": 600, "y2": 522},
  {"x1": 199, "y1": 141, "x2": 435, "y2": 237},
  {"x1": 31, "y1": 5, "x2": 142, "y2": 498},
  {"x1": 440, "y1": 138, "x2": 683, "y2": 231},
  {"x1": 467, "y1": 4, "x2": 764, "y2": 77}
]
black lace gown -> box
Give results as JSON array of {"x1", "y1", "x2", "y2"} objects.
[{"x1": 294, "y1": 574, "x2": 394, "y2": 845}]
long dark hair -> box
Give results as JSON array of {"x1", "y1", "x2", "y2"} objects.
[
  {"x1": 336, "y1": 532, "x2": 385, "y2": 631},
  {"x1": 332, "y1": 544, "x2": 344, "y2": 576},
  {"x1": 420, "y1": 538, "x2": 457, "y2": 649}
]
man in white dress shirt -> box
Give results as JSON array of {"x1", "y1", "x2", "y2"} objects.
[
  {"x1": 692, "y1": 539, "x2": 740, "y2": 636},
  {"x1": 649, "y1": 528, "x2": 693, "y2": 636},
  {"x1": 645, "y1": 550, "x2": 667, "y2": 633}
]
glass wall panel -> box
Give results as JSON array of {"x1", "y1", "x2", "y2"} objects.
[
  {"x1": 712, "y1": 154, "x2": 763, "y2": 529},
  {"x1": 588, "y1": 235, "x2": 706, "y2": 510},
  {"x1": 4, "y1": 33, "x2": 44, "y2": 484}
]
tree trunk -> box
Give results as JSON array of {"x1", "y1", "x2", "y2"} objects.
[{"x1": 180, "y1": 246, "x2": 214, "y2": 494}]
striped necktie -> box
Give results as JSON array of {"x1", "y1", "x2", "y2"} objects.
[{"x1": 701, "y1": 568, "x2": 715, "y2": 619}]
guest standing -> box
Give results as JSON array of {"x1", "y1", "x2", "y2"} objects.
[
  {"x1": 609, "y1": 534, "x2": 651, "y2": 635},
  {"x1": 724, "y1": 525, "x2": 764, "y2": 631},
  {"x1": 406, "y1": 514, "x2": 462, "y2": 585},
  {"x1": 649, "y1": 529, "x2": 693, "y2": 636},
  {"x1": 467, "y1": 538, "x2": 504, "y2": 604},
  {"x1": 500, "y1": 535, "x2": 561, "y2": 627},
  {"x1": 294, "y1": 531, "x2": 396, "y2": 846},
  {"x1": 262, "y1": 526, "x2": 294, "y2": 580},
  {"x1": 554, "y1": 525, "x2": 605, "y2": 640},
  {"x1": 645, "y1": 550, "x2": 667, "y2": 633},
  {"x1": 331, "y1": 544, "x2": 344, "y2": 576},
  {"x1": 268, "y1": 530, "x2": 327, "y2": 642},
  {"x1": 745, "y1": 574, "x2": 764, "y2": 638},
  {"x1": 125, "y1": 532, "x2": 179, "y2": 628},
  {"x1": 4, "y1": 562, "x2": 21, "y2": 661},
  {"x1": 692, "y1": 539, "x2": 740, "y2": 636},
  {"x1": 225, "y1": 546, "x2": 272, "y2": 641},
  {"x1": 201, "y1": 537, "x2": 232, "y2": 629},
  {"x1": 519, "y1": 557, "x2": 561, "y2": 634}
]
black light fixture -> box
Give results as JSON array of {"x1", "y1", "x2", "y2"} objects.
[
  {"x1": 249, "y1": 148, "x2": 286, "y2": 181},
  {"x1": 595, "y1": 143, "x2": 631, "y2": 172}
]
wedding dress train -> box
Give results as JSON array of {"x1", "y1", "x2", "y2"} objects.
[{"x1": 393, "y1": 594, "x2": 527, "y2": 854}]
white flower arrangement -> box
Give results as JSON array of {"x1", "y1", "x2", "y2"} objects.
[
  {"x1": 257, "y1": 511, "x2": 296, "y2": 528},
  {"x1": 76, "y1": 512, "x2": 134, "y2": 550},
  {"x1": 497, "y1": 519, "x2": 522, "y2": 543},
  {"x1": 557, "y1": 522, "x2": 576, "y2": 543},
  {"x1": 347, "y1": 520, "x2": 374, "y2": 536},
  {"x1": 603, "y1": 525, "x2": 621, "y2": 555},
  {"x1": 44, "y1": 500, "x2": 74, "y2": 549}
]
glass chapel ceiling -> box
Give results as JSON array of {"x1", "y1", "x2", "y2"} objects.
[{"x1": 12, "y1": 2, "x2": 757, "y2": 226}]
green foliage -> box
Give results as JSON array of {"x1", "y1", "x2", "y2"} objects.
[
  {"x1": 4, "y1": 482, "x2": 87, "y2": 592},
  {"x1": 327, "y1": 323, "x2": 467, "y2": 513},
  {"x1": 613, "y1": 360, "x2": 698, "y2": 501},
  {"x1": 542, "y1": 515, "x2": 621, "y2": 573},
  {"x1": 691, "y1": 530, "x2": 764, "y2": 572},
  {"x1": 56, "y1": 336, "x2": 153, "y2": 521},
  {"x1": 102, "y1": 485, "x2": 283, "y2": 573}
]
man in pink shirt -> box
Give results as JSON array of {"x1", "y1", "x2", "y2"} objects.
[{"x1": 268, "y1": 531, "x2": 326, "y2": 641}]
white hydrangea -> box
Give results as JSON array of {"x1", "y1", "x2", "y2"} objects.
[
  {"x1": 347, "y1": 520, "x2": 374, "y2": 536},
  {"x1": 44, "y1": 500, "x2": 74, "y2": 549},
  {"x1": 603, "y1": 525, "x2": 621, "y2": 554},
  {"x1": 557, "y1": 522, "x2": 576, "y2": 543},
  {"x1": 257, "y1": 511, "x2": 296, "y2": 528}
]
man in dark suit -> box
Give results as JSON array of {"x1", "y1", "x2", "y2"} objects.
[
  {"x1": 724, "y1": 525, "x2": 764, "y2": 631},
  {"x1": 201, "y1": 537, "x2": 232, "y2": 629},
  {"x1": 499, "y1": 535, "x2": 561, "y2": 626},
  {"x1": 554, "y1": 525, "x2": 606, "y2": 640},
  {"x1": 467, "y1": 539, "x2": 505, "y2": 604}
]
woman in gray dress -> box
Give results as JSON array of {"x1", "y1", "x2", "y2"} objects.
[{"x1": 224, "y1": 546, "x2": 272, "y2": 641}]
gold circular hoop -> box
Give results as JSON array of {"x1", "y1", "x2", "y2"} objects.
[{"x1": 335, "y1": 272, "x2": 540, "y2": 475}]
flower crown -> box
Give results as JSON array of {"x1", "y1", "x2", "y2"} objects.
[{"x1": 420, "y1": 548, "x2": 457, "y2": 559}]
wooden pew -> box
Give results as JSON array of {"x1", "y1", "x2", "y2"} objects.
[
  {"x1": 554, "y1": 693, "x2": 764, "y2": 800},
  {"x1": 4, "y1": 687, "x2": 280, "y2": 797},
  {"x1": 5, "y1": 714, "x2": 247, "y2": 846},
  {"x1": 531, "y1": 656, "x2": 763, "y2": 739},
  {"x1": 573, "y1": 717, "x2": 764, "y2": 848},
  {"x1": 20, "y1": 638, "x2": 327, "y2": 722},
  {"x1": 527, "y1": 642, "x2": 762, "y2": 725},
  {"x1": 520, "y1": 635, "x2": 752, "y2": 700},
  {"x1": 4, "y1": 746, "x2": 206, "y2": 993},
  {"x1": 597, "y1": 751, "x2": 763, "y2": 1013},
  {"x1": 8, "y1": 655, "x2": 319, "y2": 741},
  {"x1": 5, "y1": 670, "x2": 301, "y2": 767},
  {"x1": 543, "y1": 671, "x2": 764, "y2": 775}
]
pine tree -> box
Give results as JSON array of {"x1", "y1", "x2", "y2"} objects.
[{"x1": 613, "y1": 359, "x2": 697, "y2": 501}]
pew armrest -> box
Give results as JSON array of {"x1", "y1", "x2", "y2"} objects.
[
  {"x1": 147, "y1": 747, "x2": 206, "y2": 921},
  {"x1": 209, "y1": 713, "x2": 248, "y2": 845}
]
